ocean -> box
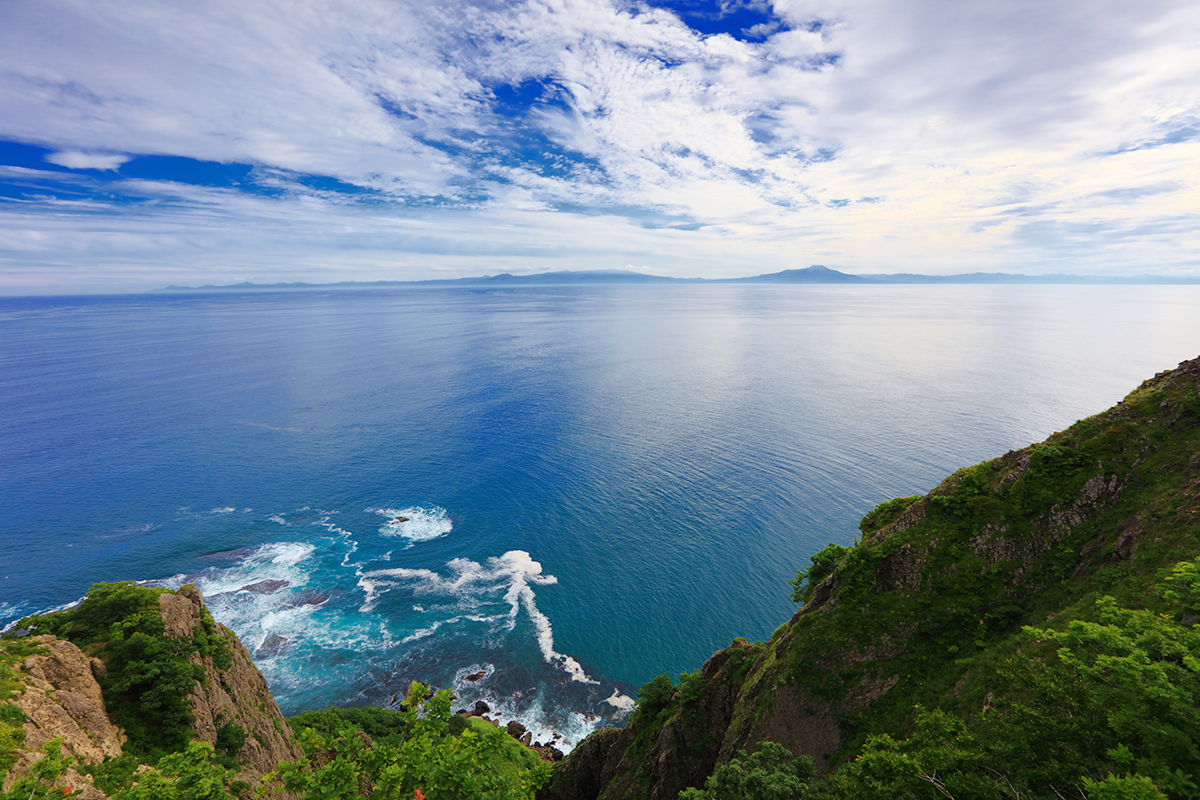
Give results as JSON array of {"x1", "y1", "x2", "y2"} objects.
[{"x1": 2, "y1": 283, "x2": 1198, "y2": 748}]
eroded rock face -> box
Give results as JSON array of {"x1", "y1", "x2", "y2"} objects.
[
  {"x1": 2, "y1": 635, "x2": 122, "y2": 798},
  {"x1": 4, "y1": 586, "x2": 300, "y2": 796},
  {"x1": 159, "y1": 587, "x2": 303, "y2": 781},
  {"x1": 539, "y1": 641, "x2": 758, "y2": 800}
]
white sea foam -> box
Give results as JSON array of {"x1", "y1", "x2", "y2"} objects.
[
  {"x1": 360, "y1": 550, "x2": 595, "y2": 685},
  {"x1": 211, "y1": 507, "x2": 235, "y2": 514},
  {"x1": 368, "y1": 506, "x2": 452, "y2": 546},
  {"x1": 448, "y1": 670, "x2": 608, "y2": 753},
  {"x1": 604, "y1": 690, "x2": 636, "y2": 713}
]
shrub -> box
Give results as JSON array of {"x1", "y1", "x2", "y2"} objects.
[
  {"x1": 636, "y1": 674, "x2": 674, "y2": 715},
  {"x1": 789, "y1": 543, "x2": 849, "y2": 604}
]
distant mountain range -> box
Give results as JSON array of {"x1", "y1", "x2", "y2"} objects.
[{"x1": 159, "y1": 265, "x2": 1200, "y2": 291}]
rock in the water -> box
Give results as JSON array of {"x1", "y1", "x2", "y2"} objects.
[
  {"x1": 473, "y1": 700, "x2": 491, "y2": 715},
  {"x1": 255, "y1": 634, "x2": 289, "y2": 658},
  {"x1": 238, "y1": 579, "x2": 290, "y2": 595}
]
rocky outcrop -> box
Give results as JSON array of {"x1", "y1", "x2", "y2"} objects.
[
  {"x1": 3, "y1": 585, "x2": 300, "y2": 796},
  {"x1": 160, "y1": 585, "x2": 302, "y2": 781},
  {"x1": 2, "y1": 635, "x2": 123, "y2": 799},
  {"x1": 540, "y1": 641, "x2": 757, "y2": 800},
  {"x1": 10, "y1": 636, "x2": 124, "y2": 765}
]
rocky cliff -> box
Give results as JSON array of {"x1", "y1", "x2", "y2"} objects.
[
  {"x1": 2, "y1": 636, "x2": 123, "y2": 799},
  {"x1": 540, "y1": 355, "x2": 1200, "y2": 799},
  {"x1": 160, "y1": 585, "x2": 302, "y2": 779},
  {"x1": 2, "y1": 584, "x2": 299, "y2": 797}
]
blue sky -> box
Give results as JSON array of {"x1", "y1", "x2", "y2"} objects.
[{"x1": 0, "y1": 0, "x2": 1197, "y2": 293}]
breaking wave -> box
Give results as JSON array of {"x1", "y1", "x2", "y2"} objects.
[
  {"x1": 146, "y1": 505, "x2": 632, "y2": 752},
  {"x1": 367, "y1": 505, "x2": 453, "y2": 545}
]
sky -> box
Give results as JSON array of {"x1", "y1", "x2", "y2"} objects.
[{"x1": 0, "y1": 0, "x2": 1198, "y2": 293}]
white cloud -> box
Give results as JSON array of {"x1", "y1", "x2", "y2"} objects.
[
  {"x1": 44, "y1": 151, "x2": 131, "y2": 170},
  {"x1": 0, "y1": 0, "x2": 1198, "y2": 290}
]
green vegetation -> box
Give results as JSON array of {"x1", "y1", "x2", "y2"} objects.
[
  {"x1": 788, "y1": 543, "x2": 848, "y2": 604},
  {"x1": 277, "y1": 682, "x2": 551, "y2": 800},
  {"x1": 9, "y1": 582, "x2": 232, "y2": 761},
  {"x1": 0, "y1": 739, "x2": 76, "y2": 800},
  {"x1": 858, "y1": 496, "x2": 922, "y2": 536},
  {"x1": 0, "y1": 638, "x2": 43, "y2": 775},
  {"x1": 113, "y1": 741, "x2": 236, "y2": 800},
  {"x1": 635, "y1": 674, "x2": 675, "y2": 717},
  {"x1": 679, "y1": 742, "x2": 818, "y2": 800},
  {"x1": 826, "y1": 557, "x2": 1200, "y2": 800}
]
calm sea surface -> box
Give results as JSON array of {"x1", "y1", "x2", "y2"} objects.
[{"x1": 2, "y1": 284, "x2": 1199, "y2": 746}]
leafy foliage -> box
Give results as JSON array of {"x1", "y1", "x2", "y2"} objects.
[
  {"x1": 858, "y1": 496, "x2": 922, "y2": 536},
  {"x1": 678, "y1": 741, "x2": 818, "y2": 800},
  {"x1": 789, "y1": 544, "x2": 848, "y2": 604},
  {"x1": 0, "y1": 738, "x2": 76, "y2": 800},
  {"x1": 275, "y1": 683, "x2": 550, "y2": 800},
  {"x1": 636, "y1": 674, "x2": 675, "y2": 717},
  {"x1": 287, "y1": 703, "x2": 457, "y2": 745},
  {"x1": 114, "y1": 741, "x2": 235, "y2": 800},
  {"x1": 826, "y1": 556, "x2": 1200, "y2": 798}
]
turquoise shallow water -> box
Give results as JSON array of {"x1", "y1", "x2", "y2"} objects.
[{"x1": 2, "y1": 284, "x2": 1199, "y2": 747}]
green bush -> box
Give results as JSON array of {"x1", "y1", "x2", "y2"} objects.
[
  {"x1": 636, "y1": 674, "x2": 675, "y2": 715},
  {"x1": 277, "y1": 684, "x2": 550, "y2": 800},
  {"x1": 858, "y1": 496, "x2": 922, "y2": 535},
  {"x1": 789, "y1": 543, "x2": 849, "y2": 604},
  {"x1": 827, "y1": 555, "x2": 1200, "y2": 799},
  {"x1": 114, "y1": 741, "x2": 235, "y2": 800},
  {"x1": 214, "y1": 722, "x2": 247, "y2": 757},
  {"x1": 1, "y1": 738, "x2": 74, "y2": 800},
  {"x1": 679, "y1": 741, "x2": 817, "y2": 800}
]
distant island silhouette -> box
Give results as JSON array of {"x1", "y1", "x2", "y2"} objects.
[{"x1": 159, "y1": 265, "x2": 1200, "y2": 291}]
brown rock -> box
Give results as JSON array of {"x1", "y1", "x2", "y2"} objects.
[
  {"x1": 238, "y1": 579, "x2": 290, "y2": 595},
  {"x1": 2, "y1": 635, "x2": 123, "y2": 798},
  {"x1": 11, "y1": 635, "x2": 124, "y2": 765},
  {"x1": 160, "y1": 586, "x2": 302, "y2": 783}
]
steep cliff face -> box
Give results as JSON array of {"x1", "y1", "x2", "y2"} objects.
[
  {"x1": 541, "y1": 355, "x2": 1200, "y2": 799},
  {"x1": 2, "y1": 635, "x2": 123, "y2": 799},
  {"x1": 2, "y1": 583, "x2": 301, "y2": 795},
  {"x1": 542, "y1": 642, "x2": 757, "y2": 800},
  {"x1": 160, "y1": 585, "x2": 302, "y2": 779}
]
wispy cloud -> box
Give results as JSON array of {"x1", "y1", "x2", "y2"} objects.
[{"x1": 0, "y1": 0, "x2": 1197, "y2": 292}]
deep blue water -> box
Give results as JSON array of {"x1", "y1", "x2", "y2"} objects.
[{"x1": 2, "y1": 284, "x2": 1199, "y2": 747}]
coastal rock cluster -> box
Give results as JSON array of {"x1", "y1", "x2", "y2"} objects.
[{"x1": 454, "y1": 698, "x2": 566, "y2": 762}]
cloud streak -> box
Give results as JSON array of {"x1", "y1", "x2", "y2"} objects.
[{"x1": 0, "y1": 0, "x2": 1197, "y2": 292}]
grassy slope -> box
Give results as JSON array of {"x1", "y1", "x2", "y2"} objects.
[
  {"x1": 543, "y1": 355, "x2": 1200, "y2": 800},
  {"x1": 758, "y1": 354, "x2": 1200, "y2": 765}
]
